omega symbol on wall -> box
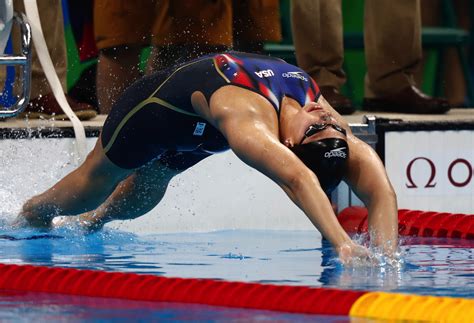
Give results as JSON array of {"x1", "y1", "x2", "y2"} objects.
[{"x1": 406, "y1": 157, "x2": 473, "y2": 188}]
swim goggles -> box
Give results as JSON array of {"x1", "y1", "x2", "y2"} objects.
[{"x1": 300, "y1": 123, "x2": 347, "y2": 144}]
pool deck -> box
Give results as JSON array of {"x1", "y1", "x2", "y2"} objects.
[{"x1": 0, "y1": 109, "x2": 473, "y2": 133}]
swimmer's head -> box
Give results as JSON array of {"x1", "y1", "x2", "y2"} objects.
[
  {"x1": 280, "y1": 100, "x2": 349, "y2": 192},
  {"x1": 290, "y1": 136, "x2": 349, "y2": 193}
]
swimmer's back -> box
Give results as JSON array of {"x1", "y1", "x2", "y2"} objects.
[{"x1": 100, "y1": 52, "x2": 320, "y2": 169}]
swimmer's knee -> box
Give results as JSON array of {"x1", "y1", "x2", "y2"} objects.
[
  {"x1": 137, "y1": 196, "x2": 161, "y2": 216},
  {"x1": 116, "y1": 206, "x2": 153, "y2": 221},
  {"x1": 84, "y1": 151, "x2": 132, "y2": 190}
]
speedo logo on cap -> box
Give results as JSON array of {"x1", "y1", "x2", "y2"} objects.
[
  {"x1": 282, "y1": 71, "x2": 308, "y2": 81},
  {"x1": 324, "y1": 147, "x2": 347, "y2": 159}
]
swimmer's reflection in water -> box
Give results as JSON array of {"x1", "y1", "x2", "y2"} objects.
[{"x1": 15, "y1": 52, "x2": 399, "y2": 266}]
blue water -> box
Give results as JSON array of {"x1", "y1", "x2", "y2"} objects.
[
  {"x1": 0, "y1": 290, "x2": 341, "y2": 322},
  {"x1": 0, "y1": 225, "x2": 472, "y2": 320}
]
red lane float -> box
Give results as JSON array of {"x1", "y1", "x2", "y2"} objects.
[
  {"x1": 0, "y1": 264, "x2": 365, "y2": 315},
  {"x1": 338, "y1": 207, "x2": 474, "y2": 239}
]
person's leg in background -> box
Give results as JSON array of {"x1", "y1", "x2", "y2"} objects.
[
  {"x1": 416, "y1": 0, "x2": 470, "y2": 107},
  {"x1": 146, "y1": 0, "x2": 232, "y2": 73},
  {"x1": 232, "y1": 0, "x2": 281, "y2": 54},
  {"x1": 94, "y1": 0, "x2": 155, "y2": 114},
  {"x1": 443, "y1": 0, "x2": 471, "y2": 107},
  {"x1": 1, "y1": 0, "x2": 96, "y2": 120},
  {"x1": 363, "y1": 0, "x2": 450, "y2": 114},
  {"x1": 290, "y1": 0, "x2": 354, "y2": 115}
]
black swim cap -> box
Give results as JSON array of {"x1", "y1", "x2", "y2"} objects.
[{"x1": 290, "y1": 138, "x2": 349, "y2": 193}]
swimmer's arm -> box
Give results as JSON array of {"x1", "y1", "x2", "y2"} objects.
[
  {"x1": 218, "y1": 117, "x2": 362, "y2": 257},
  {"x1": 344, "y1": 135, "x2": 399, "y2": 256}
]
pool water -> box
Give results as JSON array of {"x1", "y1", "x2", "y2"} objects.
[
  {"x1": 0, "y1": 290, "x2": 343, "y2": 322},
  {"x1": 0, "y1": 225, "x2": 472, "y2": 299}
]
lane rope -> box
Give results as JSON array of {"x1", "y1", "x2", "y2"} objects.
[
  {"x1": 338, "y1": 207, "x2": 474, "y2": 239},
  {"x1": 0, "y1": 263, "x2": 472, "y2": 321},
  {"x1": 0, "y1": 263, "x2": 363, "y2": 315}
]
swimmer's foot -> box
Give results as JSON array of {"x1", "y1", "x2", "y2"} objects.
[
  {"x1": 14, "y1": 199, "x2": 60, "y2": 229},
  {"x1": 52, "y1": 214, "x2": 104, "y2": 234},
  {"x1": 12, "y1": 211, "x2": 53, "y2": 229}
]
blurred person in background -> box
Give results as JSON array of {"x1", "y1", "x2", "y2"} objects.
[
  {"x1": 0, "y1": 0, "x2": 96, "y2": 120},
  {"x1": 291, "y1": 0, "x2": 451, "y2": 115},
  {"x1": 415, "y1": 0, "x2": 472, "y2": 107},
  {"x1": 94, "y1": 0, "x2": 281, "y2": 114}
]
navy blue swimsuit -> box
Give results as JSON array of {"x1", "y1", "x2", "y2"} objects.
[{"x1": 101, "y1": 52, "x2": 321, "y2": 170}]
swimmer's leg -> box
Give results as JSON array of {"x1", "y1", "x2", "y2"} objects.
[
  {"x1": 56, "y1": 159, "x2": 180, "y2": 232},
  {"x1": 16, "y1": 138, "x2": 133, "y2": 228}
]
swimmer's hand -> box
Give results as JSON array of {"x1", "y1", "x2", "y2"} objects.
[
  {"x1": 336, "y1": 241, "x2": 375, "y2": 267},
  {"x1": 371, "y1": 246, "x2": 403, "y2": 267}
]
